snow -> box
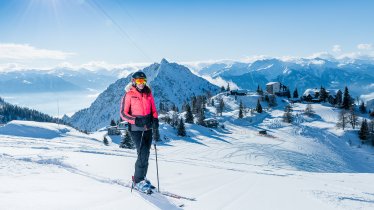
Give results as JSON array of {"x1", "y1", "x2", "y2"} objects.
[
  {"x1": 303, "y1": 88, "x2": 319, "y2": 97},
  {"x1": 1, "y1": 99, "x2": 374, "y2": 209},
  {"x1": 266, "y1": 82, "x2": 279, "y2": 85}
]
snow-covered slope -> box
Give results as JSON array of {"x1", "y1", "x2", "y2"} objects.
[
  {"x1": 1, "y1": 98, "x2": 374, "y2": 210},
  {"x1": 67, "y1": 59, "x2": 220, "y2": 132},
  {"x1": 0, "y1": 120, "x2": 69, "y2": 139}
]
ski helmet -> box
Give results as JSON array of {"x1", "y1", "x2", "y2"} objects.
[{"x1": 132, "y1": 71, "x2": 147, "y2": 79}]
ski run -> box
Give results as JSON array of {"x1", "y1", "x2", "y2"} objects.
[{"x1": 1, "y1": 98, "x2": 374, "y2": 210}]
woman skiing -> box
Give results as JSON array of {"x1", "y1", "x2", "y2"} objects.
[{"x1": 120, "y1": 71, "x2": 159, "y2": 193}]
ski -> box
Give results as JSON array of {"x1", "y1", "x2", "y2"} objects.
[
  {"x1": 111, "y1": 179, "x2": 196, "y2": 202},
  {"x1": 158, "y1": 190, "x2": 196, "y2": 201}
]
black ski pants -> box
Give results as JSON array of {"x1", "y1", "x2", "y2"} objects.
[{"x1": 131, "y1": 129, "x2": 153, "y2": 183}]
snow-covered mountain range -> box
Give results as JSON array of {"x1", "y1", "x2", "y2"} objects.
[
  {"x1": 66, "y1": 59, "x2": 220, "y2": 132},
  {"x1": 196, "y1": 57, "x2": 374, "y2": 97},
  {"x1": 0, "y1": 67, "x2": 127, "y2": 93}
]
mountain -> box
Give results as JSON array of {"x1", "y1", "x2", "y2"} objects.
[
  {"x1": 198, "y1": 61, "x2": 250, "y2": 77},
  {"x1": 48, "y1": 67, "x2": 119, "y2": 91},
  {"x1": 0, "y1": 70, "x2": 83, "y2": 93},
  {"x1": 67, "y1": 59, "x2": 220, "y2": 132},
  {"x1": 199, "y1": 58, "x2": 374, "y2": 97},
  {"x1": 0, "y1": 67, "x2": 125, "y2": 93}
]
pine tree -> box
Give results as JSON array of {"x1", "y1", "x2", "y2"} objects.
[
  {"x1": 286, "y1": 89, "x2": 291, "y2": 98},
  {"x1": 319, "y1": 86, "x2": 328, "y2": 102},
  {"x1": 293, "y1": 88, "x2": 299, "y2": 98},
  {"x1": 337, "y1": 109, "x2": 349, "y2": 130},
  {"x1": 359, "y1": 102, "x2": 367, "y2": 114},
  {"x1": 216, "y1": 98, "x2": 225, "y2": 116},
  {"x1": 191, "y1": 96, "x2": 198, "y2": 114},
  {"x1": 342, "y1": 86, "x2": 352, "y2": 109},
  {"x1": 185, "y1": 104, "x2": 194, "y2": 124},
  {"x1": 202, "y1": 95, "x2": 207, "y2": 110},
  {"x1": 110, "y1": 119, "x2": 116, "y2": 126},
  {"x1": 119, "y1": 131, "x2": 135, "y2": 149},
  {"x1": 239, "y1": 101, "x2": 244, "y2": 119},
  {"x1": 211, "y1": 99, "x2": 215, "y2": 107},
  {"x1": 226, "y1": 83, "x2": 230, "y2": 91},
  {"x1": 171, "y1": 104, "x2": 177, "y2": 112},
  {"x1": 221, "y1": 86, "x2": 225, "y2": 92},
  {"x1": 171, "y1": 112, "x2": 179, "y2": 128},
  {"x1": 256, "y1": 85, "x2": 263, "y2": 95},
  {"x1": 256, "y1": 99, "x2": 262, "y2": 113},
  {"x1": 182, "y1": 101, "x2": 187, "y2": 112},
  {"x1": 177, "y1": 118, "x2": 186, "y2": 136},
  {"x1": 359, "y1": 119, "x2": 370, "y2": 141},
  {"x1": 335, "y1": 90, "x2": 343, "y2": 106},
  {"x1": 197, "y1": 108, "x2": 206, "y2": 126},
  {"x1": 283, "y1": 104, "x2": 293, "y2": 123}
]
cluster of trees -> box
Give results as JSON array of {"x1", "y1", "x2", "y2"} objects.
[
  {"x1": 215, "y1": 97, "x2": 225, "y2": 116},
  {"x1": 0, "y1": 97, "x2": 59, "y2": 124},
  {"x1": 158, "y1": 101, "x2": 179, "y2": 114},
  {"x1": 220, "y1": 83, "x2": 231, "y2": 92},
  {"x1": 159, "y1": 94, "x2": 213, "y2": 137},
  {"x1": 336, "y1": 87, "x2": 363, "y2": 130},
  {"x1": 329, "y1": 87, "x2": 374, "y2": 147}
]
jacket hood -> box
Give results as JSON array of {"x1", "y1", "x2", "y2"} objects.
[{"x1": 125, "y1": 83, "x2": 133, "y2": 93}]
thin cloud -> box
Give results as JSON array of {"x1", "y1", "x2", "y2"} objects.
[
  {"x1": 0, "y1": 63, "x2": 26, "y2": 72},
  {"x1": 332, "y1": 45, "x2": 342, "y2": 53},
  {"x1": 79, "y1": 60, "x2": 149, "y2": 71},
  {"x1": 357, "y1": 43, "x2": 372, "y2": 50},
  {"x1": 0, "y1": 43, "x2": 75, "y2": 60}
]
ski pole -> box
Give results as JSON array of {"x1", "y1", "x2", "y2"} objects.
[{"x1": 154, "y1": 142, "x2": 160, "y2": 192}]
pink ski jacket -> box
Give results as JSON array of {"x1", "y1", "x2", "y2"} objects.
[{"x1": 120, "y1": 83, "x2": 158, "y2": 126}]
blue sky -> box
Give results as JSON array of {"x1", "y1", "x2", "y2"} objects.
[{"x1": 0, "y1": 0, "x2": 373, "y2": 70}]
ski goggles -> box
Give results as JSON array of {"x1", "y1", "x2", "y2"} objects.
[{"x1": 134, "y1": 78, "x2": 147, "y2": 84}]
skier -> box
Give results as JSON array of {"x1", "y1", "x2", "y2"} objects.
[{"x1": 120, "y1": 71, "x2": 159, "y2": 193}]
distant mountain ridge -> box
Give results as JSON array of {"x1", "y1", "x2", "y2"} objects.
[
  {"x1": 196, "y1": 57, "x2": 374, "y2": 97},
  {"x1": 0, "y1": 67, "x2": 128, "y2": 93}
]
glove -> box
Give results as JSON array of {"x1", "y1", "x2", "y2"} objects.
[
  {"x1": 152, "y1": 127, "x2": 160, "y2": 142},
  {"x1": 152, "y1": 118, "x2": 159, "y2": 129},
  {"x1": 135, "y1": 116, "x2": 153, "y2": 128}
]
